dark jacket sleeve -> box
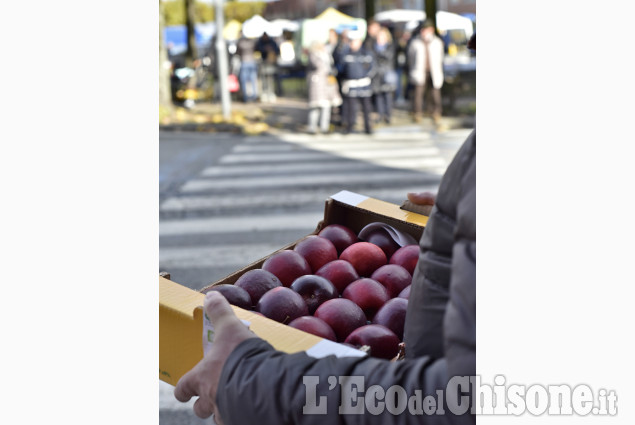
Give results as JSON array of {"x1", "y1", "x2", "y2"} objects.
[
  {"x1": 217, "y1": 338, "x2": 457, "y2": 425},
  {"x1": 216, "y1": 132, "x2": 477, "y2": 425}
]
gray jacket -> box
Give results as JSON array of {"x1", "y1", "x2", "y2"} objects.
[{"x1": 216, "y1": 131, "x2": 477, "y2": 424}]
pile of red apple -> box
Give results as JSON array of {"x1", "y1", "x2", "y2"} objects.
[{"x1": 205, "y1": 223, "x2": 420, "y2": 360}]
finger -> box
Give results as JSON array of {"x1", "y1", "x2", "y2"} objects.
[
  {"x1": 193, "y1": 396, "x2": 215, "y2": 419},
  {"x1": 174, "y1": 370, "x2": 198, "y2": 403},
  {"x1": 204, "y1": 291, "x2": 239, "y2": 327},
  {"x1": 407, "y1": 191, "x2": 436, "y2": 206}
]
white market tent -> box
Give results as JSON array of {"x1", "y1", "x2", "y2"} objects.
[
  {"x1": 374, "y1": 9, "x2": 474, "y2": 39},
  {"x1": 298, "y1": 7, "x2": 367, "y2": 49},
  {"x1": 270, "y1": 19, "x2": 301, "y2": 34},
  {"x1": 241, "y1": 14, "x2": 282, "y2": 38}
]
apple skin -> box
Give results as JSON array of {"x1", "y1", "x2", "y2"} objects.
[
  {"x1": 234, "y1": 269, "x2": 282, "y2": 307},
  {"x1": 262, "y1": 250, "x2": 312, "y2": 287},
  {"x1": 203, "y1": 284, "x2": 253, "y2": 310},
  {"x1": 372, "y1": 298, "x2": 409, "y2": 341},
  {"x1": 370, "y1": 264, "x2": 412, "y2": 298},
  {"x1": 288, "y1": 316, "x2": 337, "y2": 341},
  {"x1": 315, "y1": 259, "x2": 360, "y2": 293},
  {"x1": 290, "y1": 274, "x2": 338, "y2": 315},
  {"x1": 314, "y1": 298, "x2": 367, "y2": 342},
  {"x1": 294, "y1": 235, "x2": 338, "y2": 273},
  {"x1": 339, "y1": 242, "x2": 387, "y2": 277},
  {"x1": 389, "y1": 244, "x2": 420, "y2": 276},
  {"x1": 342, "y1": 278, "x2": 391, "y2": 320},
  {"x1": 397, "y1": 284, "x2": 411, "y2": 300},
  {"x1": 256, "y1": 287, "x2": 309, "y2": 324},
  {"x1": 363, "y1": 230, "x2": 400, "y2": 260},
  {"x1": 344, "y1": 324, "x2": 401, "y2": 359},
  {"x1": 318, "y1": 224, "x2": 358, "y2": 255}
]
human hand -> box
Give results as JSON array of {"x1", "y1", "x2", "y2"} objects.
[
  {"x1": 407, "y1": 191, "x2": 436, "y2": 206},
  {"x1": 174, "y1": 291, "x2": 257, "y2": 423}
]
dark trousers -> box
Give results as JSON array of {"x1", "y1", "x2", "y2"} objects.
[
  {"x1": 413, "y1": 74, "x2": 442, "y2": 119},
  {"x1": 343, "y1": 96, "x2": 372, "y2": 133},
  {"x1": 375, "y1": 91, "x2": 393, "y2": 122}
]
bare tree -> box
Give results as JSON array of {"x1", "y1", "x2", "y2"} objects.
[{"x1": 184, "y1": 0, "x2": 198, "y2": 67}]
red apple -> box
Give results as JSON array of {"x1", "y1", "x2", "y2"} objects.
[
  {"x1": 344, "y1": 324, "x2": 401, "y2": 359},
  {"x1": 389, "y1": 244, "x2": 419, "y2": 276},
  {"x1": 315, "y1": 259, "x2": 360, "y2": 293},
  {"x1": 372, "y1": 298, "x2": 409, "y2": 341},
  {"x1": 363, "y1": 230, "x2": 400, "y2": 260},
  {"x1": 398, "y1": 285, "x2": 411, "y2": 300},
  {"x1": 203, "y1": 284, "x2": 252, "y2": 310},
  {"x1": 339, "y1": 242, "x2": 387, "y2": 277},
  {"x1": 294, "y1": 235, "x2": 338, "y2": 273},
  {"x1": 234, "y1": 269, "x2": 282, "y2": 307},
  {"x1": 370, "y1": 264, "x2": 412, "y2": 298},
  {"x1": 288, "y1": 316, "x2": 337, "y2": 341},
  {"x1": 256, "y1": 287, "x2": 309, "y2": 324},
  {"x1": 290, "y1": 274, "x2": 338, "y2": 314},
  {"x1": 318, "y1": 224, "x2": 358, "y2": 255},
  {"x1": 314, "y1": 298, "x2": 367, "y2": 342},
  {"x1": 342, "y1": 278, "x2": 390, "y2": 320},
  {"x1": 262, "y1": 250, "x2": 312, "y2": 287}
]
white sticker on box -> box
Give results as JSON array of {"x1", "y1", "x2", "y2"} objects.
[
  {"x1": 203, "y1": 311, "x2": 251, "y2": 355},
  {"x1": 330, "y1": 190, "x2": 369, "y2": 206},
  {"x1": 305, "y1": 339, "x2": 367, "y2": 358}
]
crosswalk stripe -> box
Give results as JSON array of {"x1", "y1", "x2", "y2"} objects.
[
  {"x1": 159, "y1": 243, "x2": 286, "y2": 269},
  {"x1": 160, "y1": 211, "x2": 324, "y2": 236},
  {"x1": 232, "y1": 140, "x2": 435, "y2": 154},
  {"x1": 200, "y1": 161, "x2": 389, "y2": 177},
  {"x1": 219, "y1": 146, "x2": 441, "y2": 164},
  {"x1": 160, "y1": 185, "x2": 440, "y2": 212},
  {"x1": 220, "y1": 151, "x2": 338, "y2": 164},
  {"x1": 180, "y1": 169, "x2": 439, "y2": 192},
  {"x1": 274, "y1": 132, "x2": 433, "y2": 143}
]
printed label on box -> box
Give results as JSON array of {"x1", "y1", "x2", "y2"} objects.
[{"x1": 203, "y1": 312, "x2": 251, "y2": 355}]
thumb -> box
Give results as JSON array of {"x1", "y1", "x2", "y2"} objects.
[
  {"x1": 204, "y1": 291, "x2": 238, "y2": 327},
  {"x1": 407, "y1": 191, "x2": 436, "y2": 206}
]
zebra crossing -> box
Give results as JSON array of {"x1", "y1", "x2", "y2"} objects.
[{"x1": 158, "y1": 127, "x2": 470, "y2": 424}]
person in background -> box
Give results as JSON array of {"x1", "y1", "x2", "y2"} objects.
[
  {"x1": 394, "y1": 28, "x2": 411, "y2": 105},
  {"x1": 371, "y1": 26, "x2": 398, "y2": 124},
  {"x1": 363, "y1": 19, "x2": 382, "y2": 119},
  {"x1": 255, "y1": 32, "x2": 280, "y2": 103},
  {"x1": 363, "y1": 19, "x2": 381, "y2": 52},
  {"x1": 306, "y1": 40, "x2": 340, "y2": 135},
  {"x1": 236, "y1": 30, "x2": 259, "y2": 103},
  {"x1": 332, "y1": 29, "x2": 351, "y2": 129},
  {"x1": 408, "y1": 19, "x2": 445, "y2": 125},
  {"x1": 338, "y1": 33, "x2": 375, "y2": 135}
]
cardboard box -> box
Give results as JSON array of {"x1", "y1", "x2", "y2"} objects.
[{"x1": 159, "y1": 191, "x2": 428, "y2": 386}]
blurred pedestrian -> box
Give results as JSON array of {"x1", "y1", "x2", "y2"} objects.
[
  {"x1": 236, "y1": 30, "x2": 258, "y2": 103},
  {"x1": 332, "y1": 29, "x2": 351, "y2": 128},
  {"x1": 408, "y1": 20, "x2": 445, "y2": 124},
  {"x1": 306, "y1": 41, "x2": 341, "y2": 134},
  {"x1": 371, "y1": 26, "x2": 398, "y2": 124},
  {"x1": 363, "y1": 19, "x2": 381, "y2": 51},
  {"x1": 339, "y1": 34, "x2": 375, "y2": 135},
  {"x1": 394, "y1": 28, "x2": 411, "y2": 105},
  {"x1": 255, "y1": 32, "x2": 280, "y2": 103}
]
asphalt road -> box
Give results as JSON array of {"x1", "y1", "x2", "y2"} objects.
[{"x1": 158, "y1": 125, "x2": 471, "y2": 424}]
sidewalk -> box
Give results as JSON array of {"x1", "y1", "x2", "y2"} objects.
[{"x1": 159, "y1": 96, "x2": 475, "y2": 135}]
